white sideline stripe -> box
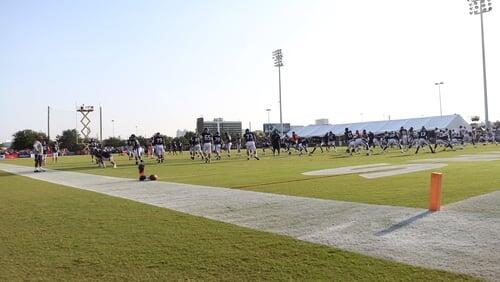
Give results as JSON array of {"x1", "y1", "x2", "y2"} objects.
[
  {"x1": 1, "y1": 163, "x2": 499, "y2": 281},
  {"x1": 302, "y1": 163, "x2": 448, "y2": 179},
  {"x1": 302, "y1": 163, "x2": 391, "y2": 176},
  {"x1": 413, "y1": 153, "x2": 500, "y2": 163},
  {"x1": 359, "y1": 163, "x2": 448, "y2": 179}
]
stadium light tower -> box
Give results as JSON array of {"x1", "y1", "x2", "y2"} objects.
[
  {"x1": 434, "y1": 82, "x2": 444, "y2": 116},
  {"x1": 467, "y1": 0, "x2": 493, "y2": 128},
  {"x1": 266, "y1": 108, "x2": 271, "y2": 123},
  {"x1": 273, "y1": 49, "x2": 284, "y2": 137}
]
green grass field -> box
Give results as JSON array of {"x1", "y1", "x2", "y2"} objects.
[
  {"x1": 0, "y1": 171, "x2": 476, "y2": 281},
  {"x1": 6, "y1": 145, "x2": 500, "y2": 208}
]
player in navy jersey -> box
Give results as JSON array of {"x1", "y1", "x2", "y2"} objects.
[
  {"x1": 201, "y1": 128, "x2": 213, "y2": 163},
  {"x1": 190, "y1": 134, "x2": 203, "y2": 160},
  {"x1": 52, "y1": 141, "x2": 60, "y2": 163},
  {"x1": 367, "y1": 131, "x2": 377, "y2": 152},
  {"x1": 308, "y1": 136, "x2": 323, "y2": 155},
  {"x1": 399, "y1": 127, "x2": 409, "y2": 152},
  {"x1": 244, "y1": 129, "x2": 260, "y2": 160},
  {"x1": 235, "y1": 134, "x2": 242, "y2": 154},
  {"x1": 270, "y1": 130, "x2": 281, "y2": 156},
  {"x1": 344, "y1": 128, "x2": 354, "y2": 153},
  {"x1": 152, "y1": 132, "x2": 165, "y2": 163},
  {"x1": 126, "y1": 138, "x2": 134, "y2": 160},
  {"x1": 327, "y1": 131, "x2": 337, "y2": 152},
  {"x1": 382, "y1": 131, "x2": 402, "y2": 153},
  {"x1": 408, "y1": 127, "x2": 417, "y2": 148},
  {"x1": 88, "y1": 138, "x2": 98, "y2": 163},
  {"x1": 128, "y1": 134, "x2": 143, "y2": 165},
  {"x1": 94, "y1": 148, "x2": 117, "y2": 168},
  {"x1": 415, "y1": 126, "x2": 435, "y2": 154},
  {"x1": 213, "y1": 131, "x2": 223, "y2": 160},
  {"x1": 434, "y1": 129, "x2": 454, "y2": 151}
]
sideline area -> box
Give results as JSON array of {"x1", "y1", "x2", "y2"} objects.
[{"x1": 1, "y1": 163, "x2": 499, "y2": 280}]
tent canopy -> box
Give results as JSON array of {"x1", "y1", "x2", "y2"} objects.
[{"x1": 288, "y1": 114, "x2": 470, "y2": 137}]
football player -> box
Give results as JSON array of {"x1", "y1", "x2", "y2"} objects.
[
  {"x1": 152, "y1": 132, "x2": 165, "y2": 163},
  {"x1": 415, "y1": 126, "x2": 435, "y2": 154},
  {"x1": 213, "y1": 131, "x2": 223, "y2": 160},
  {"x1": 244, "y1": 129, "x2": 260, "y2": 160},
  {"x1": 128, "y1": 134, "x2": 143, "y2": 165},
  {"x1": 224, "y1": 132, "x2": 232, "y2": 158},
  {"x1": 201, "y1": 128, "x2": 213, "y2": 163}
]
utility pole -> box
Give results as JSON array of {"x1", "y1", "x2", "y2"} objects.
[
  {"x1": 467, "y1": 0, "x2": 493, "y2": 128},
  {"x1": 273, "y1": 49, "x2": 284, "y2": 136},
  {"x1": 434, "y1": 82, "x2": 444, "y2": 116},
  {"x1": 99, "y1": 106, "x2": 103, "y2": 143},
  {"x1": 47, "y1": 106, "x2": 50, "y2": 141}
]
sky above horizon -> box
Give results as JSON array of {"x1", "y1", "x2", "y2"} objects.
[{"x1": 1, "y1": 0, "x2": 499, "y2": 142}]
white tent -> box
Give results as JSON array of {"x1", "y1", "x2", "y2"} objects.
[{"x1": 288, "y1": 114, "x2": 470, "y2": 137}]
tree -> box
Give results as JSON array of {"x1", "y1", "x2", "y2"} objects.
[
  {"x1": 58, "y1": 129, "x2": 83, "y2": 152},
  {"x1": 103, "y1": 137, "x2": 126, "y2": 148},
  {"x1": 11, "y1": 129, "x2": 46, "y2": 151}
]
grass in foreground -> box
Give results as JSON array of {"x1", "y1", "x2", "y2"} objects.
[
  {"x1": 6, "y1": 145, "x2": 500, "y2": 208},
  {"x1": 0, "y1": 172, "x2": 475, "y2": 281}
]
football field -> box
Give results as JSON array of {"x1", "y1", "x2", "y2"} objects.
[{"x1": 1, "y1": 145, "x2": 499, "y2": 281}]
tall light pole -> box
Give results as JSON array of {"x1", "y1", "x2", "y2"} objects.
[
  {"x1": 468, "y1": 0, "x2": 493, "y2": 128},
  {"x1": 265, "y1": 108, "x2": 271, "y2": 123},
  {"x1": 273, "y1": 49, "x2": 284, "y2": 136},
  {"x1": 434, "y1": 82, "x2": 444, "y2": 116},
  {"x1": 111, "y1": 120, "x2": 115, "y2": 138}
]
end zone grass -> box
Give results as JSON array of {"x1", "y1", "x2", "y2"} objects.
[
  {"x1": 6, "y1": 146, "x2": 500, "y2": 208},
  {"x1": 0, "y1": 172, "x2": 475, "y2": 281}
]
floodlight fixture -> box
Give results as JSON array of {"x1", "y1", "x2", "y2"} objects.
[{"x1": 466, "y1": 0, "x2": 493, "y2": 128}]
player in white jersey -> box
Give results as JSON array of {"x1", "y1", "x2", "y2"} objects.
[{"x1": 33, "y1": 137, "x2": 45, "y2": 172}]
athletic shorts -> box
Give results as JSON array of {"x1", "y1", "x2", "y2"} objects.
[
  {"x1": 387, "y1": 139, "x2": 399, "y2": 146},
  {"x1": 193, "y1": 144, "x2": 202, "y2": 152},
  {"x1": 134, "y1": 148, "x2": 142, "y2": 157},
  {"x1": 246, "y1": 141, "x2": 256, "y2": 152},
  {"x1": 214, "y1": 144, "x2": 221, "y2": 153},
  {"x1": 226, "y1": 142, "x2": 232, "y2": 150},
  {"x1": 154, "y1": 145, "x2": 165, "y2": 155},
  {"x1": 203, "y1": 143, "x2": 212, "y2": 154},
  {"x1": 418, "y1": 138, "x2": 430, "y2": 146}
]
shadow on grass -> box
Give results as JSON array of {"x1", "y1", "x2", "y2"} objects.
[{"x1": 375, "y1": 211, "x2": 433, "y2": 236}]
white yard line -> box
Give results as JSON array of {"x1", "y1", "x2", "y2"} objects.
[{"x1": 1, "y1": 163, "x2": 499, "y2": 281}]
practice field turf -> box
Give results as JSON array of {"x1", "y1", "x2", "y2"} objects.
[
  {"x1": 6, "y1": 145, "x2": 500, "y2": 208},
  {"x1": 0, "y1": 171, "x2": 476, "y2": 281}
]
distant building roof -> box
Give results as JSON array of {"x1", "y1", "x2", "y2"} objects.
[{"x1": 289, "y1": 114, "x2": 470, "y2": 137}]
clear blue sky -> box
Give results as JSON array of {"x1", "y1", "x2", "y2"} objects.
[{"x1": 1, "y1": 0, "x2": 498, "y2": 141}]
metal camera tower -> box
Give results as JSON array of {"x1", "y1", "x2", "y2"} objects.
[{"x1": 77, "y1": 105, "x2": 94, "y2": 140}]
